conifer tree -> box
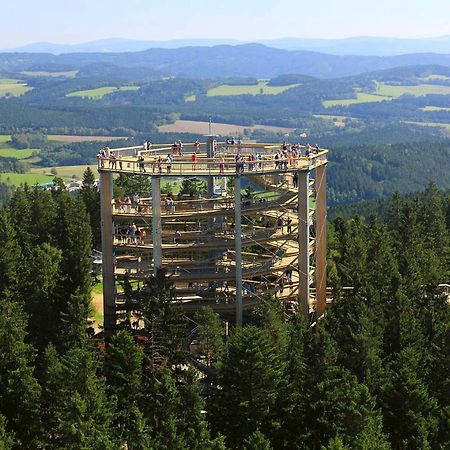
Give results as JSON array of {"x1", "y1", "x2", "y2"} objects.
[
  {"x1": 210, "y1": 325, "x2": 285, "y2": 448},
  {"x1": 0, "y1": 297, "x2": 41, "y2": 447},
  {"x1": 0, "y1": 210, "x2": 20, "y2": 298},
  {"x1": 80, "y1": 167, "x2": 101, "y2": 249},
  {"x1": 20, "y1": 243, "x2": 62, "y2": 352},
  {"x1": 103, "y1": 330, "x2": 148, "y2": 446},
  {"x1": 381, "y1": 347, "x2": 438, "y2": 449},
  {"x1": 40, "y1": 343, "x2": 117, "y2": 449},
  {"x1": 195, "y1": 306, "x2": 224, "y2": 369},
  {"x1": 242, "y1": 430, "x2": 273, "y2": 450},
  {"x1": 0, "y1": 415, "x2": 14, "y2": 450}
]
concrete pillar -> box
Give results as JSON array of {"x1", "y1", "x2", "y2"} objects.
[
  {"x1": 315, "y1": 164, "x2": 327, "y2": 317},
  {"x1": 234, "y1": 175, "x2": 243, "y2": 326},
  {"x1": 152, "y1": 176, "x2": 162, "y2": 274},
  {"x1": 297, "y1": 170, "x2": 310, "y2": 318},
  {"x1": 100, "y1": 171, "x2": 115, "y2": 340}
]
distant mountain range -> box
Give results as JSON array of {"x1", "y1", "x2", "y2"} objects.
[
  {"x1": 1, "y1": 44, "x2": 450, "y2": 79},
  {"x1": 3, "y1": 35, "x2": 450, "y2": 56}
]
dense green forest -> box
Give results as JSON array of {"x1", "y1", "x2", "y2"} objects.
[{"x1": 0, "y1": 180, "x2": 449, "y2": 449}]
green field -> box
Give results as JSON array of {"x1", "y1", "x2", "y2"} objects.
[
  {"x1": 376, "y1": 82, "x2": 450, "y2": 97},
  {"x1": 0, "y1": 148, "x2": 40, "y2": 159},
  {"x1": 31, "y1": 164, "x2": 98, "y2": 180},
  {"x1": 0, "y1": 135, "x2": 11, "y2": 143},
  {"x1": 421, "y1": 106, "x2": 450, "y2": 112},
  {"x1": 0, "y1": 172, "x2": 52, "y2": 186},
  {"x1": 323, "y1": 93, "x2": 389, "y2": 108},
  {"x1": 185, "y1": 94, "x2": 196, "y2": 102},
  {"x1": 21, "y1": 70, "x2": 78, "y2": 78},
  {"x1": 207, "y1": 81, "x2": 300, "y2": 97},
  {"x1": 66, "y1": 85, "x2": 140, "y2": 99},
  {"x1": 0, "y1": 78, "x2": 31, "y2": 97}
]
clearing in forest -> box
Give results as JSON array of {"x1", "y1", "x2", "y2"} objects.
[
  {"x1": 66, "y1": 85, "x2": 140, "y2": 99},
  {"x1": 206, "y1": 81, "x2": 300, "y2": 97}
]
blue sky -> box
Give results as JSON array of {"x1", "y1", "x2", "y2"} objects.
[{"x1": 3, "y1": 0, "x2": 450, "y2": 47}]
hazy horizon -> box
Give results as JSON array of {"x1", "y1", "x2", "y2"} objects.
[{"x1": 3, "y1": 0, "x2": 449, "y2": 48}]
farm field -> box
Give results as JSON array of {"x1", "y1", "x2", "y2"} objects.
[
  {"x1": 0, "y1": 172, "x2": 52, "y2": 186},
  {"x1": 158, "y1": 119, "x2": 294, "y2": 135},
  {"x1": 31, "y1": 164, "x2": 98, "y2": 181},
  {"x1": 323, "y1": 93, "x2": 389, "y2": 107},
  {"x1": 0, "y1": 78, "x2": 32, "y2": 97},
  {"x1": 375, "y1": 82, "x2": 450, "y2": 97},
  {"x1": 21, "y1": 70, "x2": 78, "y2": 78},
  {"x1": 66, "y1": 85, "x2": 140, "y2": 99},
  {"x1": 0, "y1": 148, "x2": 40, "y2": 159},
  {"x1": 206, "y1": 81, "x2": 300, "y2": 97},
  {"x1": 421, "y1": 106, "x2": 450, "y2": 112},
  {"x1": 0, "y1": 135, "x2": 11, "y2": 143}
]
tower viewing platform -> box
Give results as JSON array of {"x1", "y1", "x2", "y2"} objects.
[{"x1": 98, "y1": 137, "x2": 328, "y2": 338}]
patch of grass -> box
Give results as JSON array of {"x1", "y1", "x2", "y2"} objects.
[
  {"x1": 323, "y1": 93, "x2": 389, "y2": 108},
  {"x1": 185, "y1": 94, "x2": 196, "y2": 102},
  {"x1": 66, "y1": 85, "x2": 140, "y2": 99},
  {"x1": 21, "y1": 70, "x2": 78, "y2": 78},
  {"x1": 421, "y1": 106, "x2": 450, "y2": 112},
  {"x1": 92, "y1": 280, "x2": 103, "y2": 295},
  {"x1": 0, "y1": 148, "x2": 40, "y2": 159},
  {"x1": 30, "y1": 164, "x2": 98, "y2": 181},
  {"x1": 0, "y1": 135, "x2": 11, "y2": 143},
  {"x1": 376, "y1": 82, "x2": 450, "y2": 97},
  {"x1": 0, "y1": 172, "x2": 53, "y2": 186},
  {"x1": 0, "y1": 79, "x2": 31, "y2": 97},
  {"x1": 207, "y1": 81, "x2": 300, "y2": 97}
]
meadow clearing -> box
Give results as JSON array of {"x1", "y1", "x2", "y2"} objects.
[
  {"x1": 0, "y1": 78, "x2": 31, "y2": 97},
  {"x1": 66, "y1": 85, "x2": 140, "y2": 99},
  {"x1": 206, "y1": 81, "x2": 300, "y2": 97}
]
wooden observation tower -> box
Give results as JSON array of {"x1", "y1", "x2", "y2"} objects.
[{"x1": 98, "y1": 136, "x2": 328, "y2": 339}]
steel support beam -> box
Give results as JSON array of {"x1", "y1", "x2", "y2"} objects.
[
  {"x1": 298, "y1": 170, "x2": 310, "y2": 317},
  {"x1": 152, "y1": 176, "x2": 162, "y2": 274},
  {"x1": 315, "y1": 164, "x2": 327, "y2": 317},
  {"x1": 234, "y1": 175, "x2": 243, "y2": 326},
  {"x1": 100, "y1": 171, "x2": 115, "y2": 340}
]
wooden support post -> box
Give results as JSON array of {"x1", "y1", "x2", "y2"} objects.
[
  {"x1": 100, "y1": 171, "x2": 115, "y2": 341},
  {"x1": 315, "y1": 164, "x2": 327, "y2": 317},
  {"x1": 234, "y1": 175, "x2": 243, "y2": 327},
  {"x1": 206, "y1": 134, "x2": 215, "y2": 198},
  {"x1": 298, "y1": 169, "x2": 310, "y2": 318},
  {"x1": 152, "y1": 176, "x2": 162, "y2": 274}
]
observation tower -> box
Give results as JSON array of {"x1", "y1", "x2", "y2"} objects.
[{"x1": 98, "y1": 136, "x2": 328, "y2": 339}]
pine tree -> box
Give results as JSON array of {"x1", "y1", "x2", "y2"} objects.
[
  {"x1": 141, "y1": 367, "x2": 187, "y2": 450},
  {"x1": 313, "y1": 367, "x2": 389, "y2": 449},
  {"x1": 40, "y1": 343, "x2": 117, "y2": 449},
  {"x1": 80, "y1": 167, "x2": 101, "y2": 249},
  {"x1": 103, "y1": 330, "x2": 147, "y2": 446},
  {"x1": 0, "y1": 297, "x2": 41, "y2": 448},
  {"x1": 381, "y1": 347, "x2": 438, "y2": 449},
  {"x1": 0, "y1": 415, "x2": 14, "y2": 450},
  {"x1": 242, "y1": 430, "x2": 273, "y2": 449},
  {"x1": 211, "y1": 325, "x2": 285, "y2": 448},
  {"x1": 20, "y1": 243, "x2": 62, "y2": 352},
  {"x1": 0, "y1": 210, "x2": 20, "y2": 298},
  {"x1": 195, "y1": 306, "x2": 224, "y2": 369}
]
